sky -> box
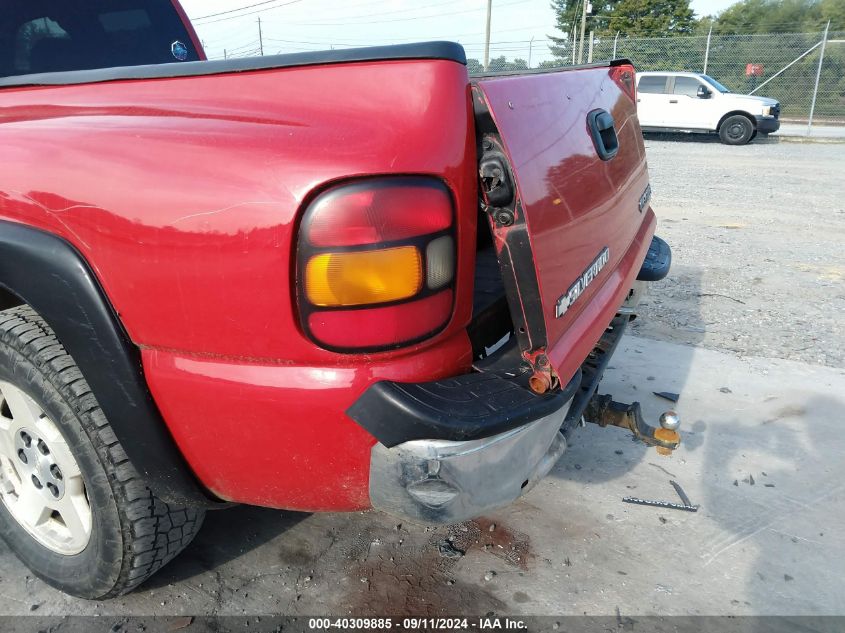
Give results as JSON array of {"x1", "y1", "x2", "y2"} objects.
[{"x1": 180, "y1": 0, "x2": 740, "y2": 64}]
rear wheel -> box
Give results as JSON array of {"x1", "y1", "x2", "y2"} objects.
[
  {"x1": 0, "y1": 306, "x2": 204, "y2": 599},
  {"x1": 719, "y1": 115, "x2": 755, "y2": 145}
]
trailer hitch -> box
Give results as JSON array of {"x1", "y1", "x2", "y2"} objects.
[{"x1": 584, "y1": 394, "x2": 681, "y2": 455}]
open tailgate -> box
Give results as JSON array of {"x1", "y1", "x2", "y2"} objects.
[{"x1": 473, "y1": 61, "x2": 656, "y2": 389}]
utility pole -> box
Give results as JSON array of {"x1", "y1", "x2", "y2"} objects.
[
  {"x1": 613, "y1": 31, "x2": 620, "y2": 59},
  {"x1": 224, "y1": 48, "x2": 228, "y2": 60},
  {"x1": 587, "y1": 30, "x2": 594, "y2": 63},
  {"x1": 577, "y1": 0, "x2": 589, "y2": 64},
  {"x1": 528, "y1": 35, "x2": 535, "y2": 68},
  {"x1": 483, "y1": 0, "x2": 492, "y2": 71},
  {"x1": 808, "y1": 20, "x2": 830, "y2": 136},
  {"x1": 703, "y1": 25, "x2": 713, "y2": 73},
  {"x1": 258, "y1": 17, "x2": 264, "y2": 56}
]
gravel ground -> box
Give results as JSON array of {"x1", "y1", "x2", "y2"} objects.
[{"x1": 633, "y1": 135, "x2": 845, "y2": 368}]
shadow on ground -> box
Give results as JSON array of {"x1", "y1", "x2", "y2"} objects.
[
  {"x1": 144, "y1": 506, "x2": 309, "y2": 589},
  {"x1": 643, "y1": 132, "x2": 777, "y2": 145},
  {"x1": 550, "y1": 265, "x2": 705, "y2": 485}
]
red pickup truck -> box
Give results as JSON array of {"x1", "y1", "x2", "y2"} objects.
[{"x1": 0, "y1": 0, "x2": 674, "y2": 599}]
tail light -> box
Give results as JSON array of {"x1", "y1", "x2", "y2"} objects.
[
  {"x1": 297, "y1": 177, "x2": 456, "y2": 352},
  {"x1": 610, "y1": 63, "x2": 637, "y2": 103}
]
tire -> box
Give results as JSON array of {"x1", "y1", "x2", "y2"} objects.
[
  {"x1": 719, "y1": 115, "x2": 755, "y2": 145},
  {"x1": 0, "y1": 305, "x2": 204, "y2": 599}
]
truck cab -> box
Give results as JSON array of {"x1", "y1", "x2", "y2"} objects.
[{"x1": 636, "y1": 71, "x2": 780, "y2": 145}]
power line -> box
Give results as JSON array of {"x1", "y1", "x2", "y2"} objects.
[
  {"x1": 196, "y1": 0, "x2": 311, "y2": 24},
  {"x1": 205, "y1": 22, "x2": 557, "y2": 48},
  {"x1": 255, "y1": 0, "x2": 531, "y2": 27},
  {"x1": 302, "y1": 22, "x2": 554, "y2": 41},
  {"x1": 273, "y1": 0, "x2": 463, "y2": 23},
  {"x1": 196, "y1": 0, "x2": 459, "y2": 25},
  {"x1": 195, "y1": 0, "x2": 306, "y2": 22},
  {"x1": 262, "y1": 36, "x2": 552, "y2": 46}
]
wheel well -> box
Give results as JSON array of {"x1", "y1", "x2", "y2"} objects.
[
  {"x1": 0, "y1": 221, "x2": 217, "y2": 507},
  {"x1": 717, "y1": 111, "x2": 756, "y2": 131},
  {"x1": 0, "y1": 286, "x2": 24, "y2": 311}
]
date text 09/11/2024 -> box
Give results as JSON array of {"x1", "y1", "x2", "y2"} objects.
[{"x1": 308, "y1": 618, "x2": 528, "y2": 630}]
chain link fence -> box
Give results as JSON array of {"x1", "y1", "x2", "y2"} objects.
[{"x1": 482, "y1": 31, "x2": 845, "y2": 121}]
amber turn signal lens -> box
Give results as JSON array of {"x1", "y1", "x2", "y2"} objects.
[{"x1": 305, "y1": 246, "x2": 422, "y2": 307}]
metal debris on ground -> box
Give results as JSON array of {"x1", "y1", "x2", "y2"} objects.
[
  {"x1": 623, "y1": 497, "x2": 699, "y2": 512},
  {"x1": 622, "y1": 479, "x2": 700, "y2": 512},
  {"x1": 653, "y1": 391, "x2": 680, "y2": 402},
  {"x1": 436, "y1": 539, "x2": 465, "y2": 559},
  {"x1": 669, "y1": 480, "x2": 693, "y2": 507}
]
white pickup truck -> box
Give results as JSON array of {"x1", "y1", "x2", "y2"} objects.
[{"x1": 636, "y1": 71, "x2": 780, "y2": 145}]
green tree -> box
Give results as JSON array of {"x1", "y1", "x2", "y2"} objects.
[
  {"x1": 548, "y1": 0, "x2": 622, "y2": 59},
  {"x1": 487, "y1": 56, "x2": 531, "y2": 71},
  {"x1": 549, "y1": 0, "x2": 696, "y2": 62},
  {"x1": 549, "y1": 0, "x2": 622, "y2": 36},
  {"x1": 820, "y1": 0, "x2": 845, "y2": 29},
  {"x1": 466, "y1": 58, "x2": 483, "y2": 74},
  {"x1": 466, "y1": 56, "x2": 531, "y2": 74},
  {"x1": 711, "y1": 0, "x2": 839, "y2": 33},
  {"x1": 607, "y1": 0, "x2": 696, "y2": 34}
]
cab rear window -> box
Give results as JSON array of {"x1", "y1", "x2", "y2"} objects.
[{"x1": 1, "y1": 0, "x2": 199, "y2": 78}]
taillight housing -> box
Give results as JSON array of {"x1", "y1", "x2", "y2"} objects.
[
  {"x1": 297, "y1": 176, "x2": 456, "y2": 352},
  {"x1": 610, "y1": 63, "x2": 637, "y2": 103}
]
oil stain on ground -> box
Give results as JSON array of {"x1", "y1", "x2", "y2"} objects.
[{"x1": 342, "y1": 517, "x2": 531, "y2": 615}]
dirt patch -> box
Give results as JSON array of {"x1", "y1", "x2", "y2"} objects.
[
  {"x1": 513, "y1": 591, "x2": 531, "y2": 604},
  {"x1": 341, "y1": 517, "x2": 531, "y2": 615},
  {"x1": 448, "y1": 518, "x2": 531, "y2": 570},
  {"x1": 343, "y1": 534, "x2": 503, "y2": 615},
  {"x1": 346, "y1": 550, "x2": 504, "y2": 616},
  {"x1": 277, "y1": 536, "x2": 319, "y2": 567}
]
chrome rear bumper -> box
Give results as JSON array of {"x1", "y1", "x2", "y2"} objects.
[{"x1": 368, "y1": 398, "x2": 572, "y2": 524}]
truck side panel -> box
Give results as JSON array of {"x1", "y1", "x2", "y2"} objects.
[
  {"x1": 0, "y1": 60, "x2": 476, "y2": 364},
  {"x1": 0, "y1": 59, "x2": 477, "y2": 509}
]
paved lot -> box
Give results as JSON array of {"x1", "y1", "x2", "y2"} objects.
[
  {"x1": 1, "y1": 139, "x2": 843, "y2": 621},
  {"x1": 774, "y1": 124, "x2": 845, "y2": 140},
  {"x1": 636, "y1": 137, "x2": 845, "y2": 368}
]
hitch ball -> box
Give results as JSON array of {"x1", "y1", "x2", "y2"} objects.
[{"x1": 659, "y1": 411, "x2": 681, "y2": 431}]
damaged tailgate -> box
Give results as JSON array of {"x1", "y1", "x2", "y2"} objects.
[{"x1": 472, "y1": 61, "x2": 657, "y2": 390}]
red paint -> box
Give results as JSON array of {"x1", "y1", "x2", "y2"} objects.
[
  {"x1": 0, "y1": 61, "x2": 477, "y2": 362},
  {"x1": 142, "y1": 330, "x2": 472, "y2": 510},
  {"x1": 475, "y1": 66, "x2": 652, "y2": 383},
  {"x1": 0, "y1": 58, "x2": 477, "y2": 510}
]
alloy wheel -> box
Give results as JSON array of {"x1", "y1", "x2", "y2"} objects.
[{"x1": 0, "y1": 380, "x2": 91, "y2": 555}]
